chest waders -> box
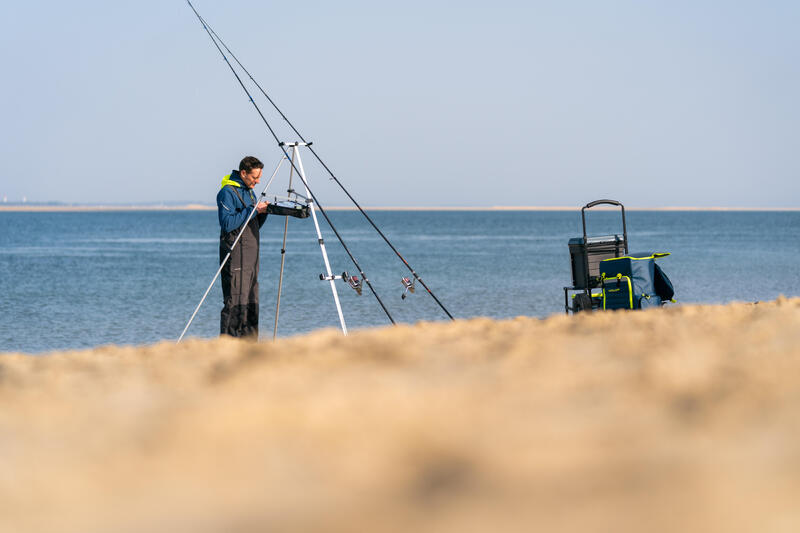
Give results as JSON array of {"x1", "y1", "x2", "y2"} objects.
[{"x1": 220, "y1": 186, "x2": 261, "y2": 337}]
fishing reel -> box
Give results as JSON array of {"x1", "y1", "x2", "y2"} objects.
[
  {"x1": 319, "y1": 271, "x2": 362, "y2": 295},
  {"x1": 344, "y1": 272, "x2": 362, "y2": 295},
  {"x1": 401, "y1": 277, "x2": 415, "y2": 300}
]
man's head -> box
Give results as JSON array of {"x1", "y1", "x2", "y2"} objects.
[{"x1": 239, "y1": 156, "x2": 264, "y2": 188}]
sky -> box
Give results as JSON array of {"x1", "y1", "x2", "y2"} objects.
[{"x1": 1, "y1": 1, "x2": 798, "y2": 207}]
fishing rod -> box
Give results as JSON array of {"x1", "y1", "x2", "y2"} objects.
[
  {"x1": 177, "y1": 156, "x2": 285, "y2": 343},
  {"x1": 185, "y1": 0, "x2": 395, "y2": 326},
  {"x1": 189, "y1": 4, "x2": 454, "y2": 321}
]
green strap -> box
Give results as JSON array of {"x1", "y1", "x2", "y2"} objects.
[{"x1": 228, "y1": 186, "x2": 248, "y2": 208}]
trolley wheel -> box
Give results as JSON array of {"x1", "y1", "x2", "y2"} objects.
[{"x1": 573, "y1": 293, "x2": 593, "y2": 313}]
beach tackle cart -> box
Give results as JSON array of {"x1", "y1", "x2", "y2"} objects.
[
  {"x1": 563, "y1": 199, "x2": 629, "y2": 313},
  {"x1": 563, "y1": 199, "x2": 675, "y2": 314}
]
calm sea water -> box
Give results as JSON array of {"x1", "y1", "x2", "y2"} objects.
[{"x1": 1, "y1": 210, "x2": 798, "y2": 353}]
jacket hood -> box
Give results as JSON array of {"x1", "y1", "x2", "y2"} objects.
[{"x1": 220, "y1": 170, "x2": 247, "y2": 189}]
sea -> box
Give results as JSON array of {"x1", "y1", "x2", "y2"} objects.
[{"x1": 1, "y1": 209, "x2": 798, "y2": 354}]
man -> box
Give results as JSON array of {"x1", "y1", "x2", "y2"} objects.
[{"x1": 217, "y1": 156, "x2": 270, "y2": 338}]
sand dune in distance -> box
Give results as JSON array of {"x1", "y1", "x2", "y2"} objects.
[{"x1": 2, "y1": 298, "x2": 800, "y2": 532}]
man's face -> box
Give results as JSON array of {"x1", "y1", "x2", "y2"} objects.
[{"x1": 241, "y1": 168, "x2": 263, "y2": 188}]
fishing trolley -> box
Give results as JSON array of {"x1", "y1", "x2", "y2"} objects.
[{"x1": 563, "y1": 199, "x2": 674, "y2": 314}]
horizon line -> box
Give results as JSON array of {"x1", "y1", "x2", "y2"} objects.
[{"x1": 1, "y1": 204, "x2": 799, "y2": 213}]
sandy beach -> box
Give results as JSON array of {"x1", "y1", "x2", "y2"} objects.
[{"x1": 2, "y1": 298, "x2": 800, "y2": 532}]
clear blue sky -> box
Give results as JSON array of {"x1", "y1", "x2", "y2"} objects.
[{"x1": 1, "y1": 1, "x2": 798, "y2": 207}]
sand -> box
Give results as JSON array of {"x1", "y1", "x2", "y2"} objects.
[{"x1": 2, "y1": 298, "x2": 800, "y2": 532}]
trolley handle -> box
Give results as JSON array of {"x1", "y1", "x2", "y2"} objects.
[
  {"x1": 584, "y1": 199, "x2": 622, "y2": 209},
  {"x1": 581, "y1": 198, "x2": 628, "y2": 255}
]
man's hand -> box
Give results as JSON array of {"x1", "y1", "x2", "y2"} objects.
[{"x1": 256, "y1": 201, "x2": 269, "y2": 214}]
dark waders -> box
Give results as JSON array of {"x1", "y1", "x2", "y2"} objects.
[{"x1": 220, "y1": 187, "x2": 262, "y2": 338}]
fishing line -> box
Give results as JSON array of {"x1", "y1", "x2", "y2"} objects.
[
  {"x1": 185, "y1": 0, "x2": 395, "y2": 325},
  {"x1": 188, "y1": 3, "x2": 454, "y2": 321}
]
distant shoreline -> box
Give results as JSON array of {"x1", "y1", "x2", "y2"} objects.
[{"x1": 0, "y1": 205, "x2": 798, "y2": 213}]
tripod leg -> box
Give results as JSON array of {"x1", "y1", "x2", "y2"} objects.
[
  {"x1": 294, "y1": 148, "x2": 348, "y2": 335},
  {"x1": 273, "y1": 149, "x2": 297, "y2": 341}
]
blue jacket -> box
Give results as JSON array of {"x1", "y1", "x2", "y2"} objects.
[{"x1": 216, "y1": 170, "x2": 267, "y2": 234}]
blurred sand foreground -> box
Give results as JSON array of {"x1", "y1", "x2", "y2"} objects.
[{"x1": 2, "y1": 299, "x2": 800, "y2": 533}]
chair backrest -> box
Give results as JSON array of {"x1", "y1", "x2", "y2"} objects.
[{"x1": 600, "y1": 253, "x2": 666, "y2": 309}]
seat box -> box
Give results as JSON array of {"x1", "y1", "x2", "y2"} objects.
[{"x1": 568, "y1": 234, "x2": 625, "y2": 289}]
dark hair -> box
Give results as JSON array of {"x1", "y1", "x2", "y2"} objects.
[{"x1": 239, "y1": 156, "x2": 264, "y2": 173}]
